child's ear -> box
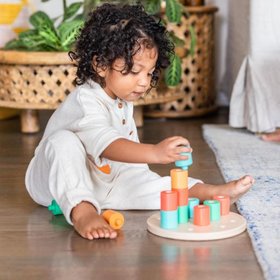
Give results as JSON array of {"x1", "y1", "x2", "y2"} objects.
[{"x1": 92, "y1": 56, "x2": 107, "y2": 78}]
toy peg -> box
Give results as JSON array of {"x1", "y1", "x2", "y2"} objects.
[
  {"x1": 160, "y1": 190, "x2": 178, "y2": 211},
  {"x1": 193, "y1": 205, "x2": 210, "y2": 226},
  {"x1": 204, "y1": 200, "x2": 221, "y2": 221},
  {"x1": 175, "y1": 152, "x2": 193, "y2": 170},
  {"x1": 170, "y1": 169, "x2": 188, "y2": 189},
  {"x1": 213, "y1": 195, "x2": 230, "y2": 215},
  {"x1": 48, "y1": 200, "x2": 63, "y2": 215},
  {"x1": 160, "y1": 190, "x2": 179, "y2": 229},
  {"x1": 102, "y1": 210, "x2": 124, "y2": 230},
  {"x1": 188, "y1": 197, "x2": 200, "y2": 218}
]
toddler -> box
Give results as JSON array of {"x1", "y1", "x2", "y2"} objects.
[{"x1": 25, "y1": 3, "x2": 254, "y2": 240}]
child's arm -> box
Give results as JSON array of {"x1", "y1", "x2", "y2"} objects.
[{"x1": 101, "y1": 136, "x2": 192, "y2": 164}]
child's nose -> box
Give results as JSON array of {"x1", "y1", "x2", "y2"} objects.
[{"x1": 138, "y1": 74, "x2": 150, "y2": 87}]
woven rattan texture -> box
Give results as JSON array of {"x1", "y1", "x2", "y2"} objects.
[
  {"x1": 0, "y1": 61, "x2": 182, "y2": 109},
  {"x1": 145, "y1": 7, "x2": 217, "y2": 118},
  {"x1": 0, "y1": 64, "x2": 75, "y2": 109}
]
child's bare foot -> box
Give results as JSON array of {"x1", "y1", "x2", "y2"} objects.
[
  {"x1": 261, "y1": 130, "x2": 280, "y2": 142},
  {"x1": 190, "y1": 175, "x2": 254, "y2": 204},
  {"x1": 71, "y1": 201, "x2": 117, "y2": 240},
  {"x1": 215, "y1": 175, "x2": 255, "y2": 203}
]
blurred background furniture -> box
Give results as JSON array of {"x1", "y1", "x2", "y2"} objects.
[
  {"x1": 145, "y1": 5, "x2": 218, "y2": 118},
  {"x1": 0, "y1": 50, "x2": 183, "y2": 132},
  {"x1": 227, "y1": 0, "x2": 280, "y2": 133}
]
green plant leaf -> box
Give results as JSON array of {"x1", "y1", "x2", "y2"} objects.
[
  {"x1": 20, "y1": 30, "x2": 48, "y2": 49},
  {"x1": 73, "y1": 13, "x2": 84, "y2": 21},
  {"x1": 4, "y1": 39, "x2": 25, "y2": 50},
  {"x1": 38, "y1": 25, "x2": 61, "y2": 47},
  {"x1": 144, "y1": 0, "x2": 161, "y2": 15},
  {"x1": 58, "y1": 19, "x2": 84, "y2": 49},
  {"x1": 164, "y1": 54, "x2": 182, "y2": 87},
  {"x1": 165, "y1": 0, "x2": 182, "y2": 24},
  {"x1": 41, "y1": 0, "x2": 51, "y2": 2},
  {"x1": 18, "y1": 29, "x2": 37, "y2": 39},
  {"x1": 169, "y1": 31, "x2": 184, "y2": 47},
  {"x1": 29, "y1": 11, "x2": 54, "y2": 30},
  {"x1": 63, "y1": 2, "x2": 83, "y2": 22}
]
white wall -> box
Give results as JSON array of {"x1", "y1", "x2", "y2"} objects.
[
  {"x1": 206, "y1": 0, "x2": 230, "y2": 105},
  {"x1": 29, "y1": 0, "x2": 80, "y2": 19}
]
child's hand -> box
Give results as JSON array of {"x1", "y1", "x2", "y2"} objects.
[{"x1": 153, "y1": 136, "x2": 192, "y2": 164}]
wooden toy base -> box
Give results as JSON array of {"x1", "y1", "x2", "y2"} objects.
[{"x1": 147, "y1": 212, "x2": 246, "y2": 241}]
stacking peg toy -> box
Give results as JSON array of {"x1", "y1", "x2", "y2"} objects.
[
  {"x1": 160, "y1": 190, "x2": 178, "y2": 229},
  {"x1": 193, "y1": 205, "x2": 211, "y2": 226},
  {"x1": 203, "y1": 200, "x2": 221, "y2": 221},
  {"x1": 170, "y1": 169, "x2": 188, "y2": 189},
  {"x1": 176, "y1": 188, "x2": 189, "y2": 223},
  {"x1": 102, "y1": 210, "x2": 125, "y2": 230},
  {"x1": 170, "y1": 168, "x2": 189, "y2": 223},
  {"x1": 147, "y1": 152, "x2": 247, "y2": 241},
  {"x1": 213, "y1": 195, "x2": 230, "y2": 215},
  {"x1": 48, "y1": 200, "x2": 63, "y2": 215},
  {"x1": 188, "y1": 197, "x2": 199, "y2": 218},
  {"x1": 175, "y1": 152, "x2": 193, "y2": 170}
]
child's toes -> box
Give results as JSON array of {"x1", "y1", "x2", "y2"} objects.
[
  {"x1": 103, "y1": 228, "x2": 111, "y2": 238},
  {"x1": 109, "y1": 230, "x2": 118, "y2": 239},
  {"x1": 241, "y1": 175, "x2": 254, "y2": 186},
  {"x1": 91, "y1": 229, "x2": 99, "y2": 239},
  {"x1": 85, "y1": 231, "x2": 94, "y2": 240},
  {"x1": 97, "y1": 228, "x2": 105, "y2": 238}
]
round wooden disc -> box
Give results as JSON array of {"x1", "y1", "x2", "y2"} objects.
[{"x1": 147, "y1": 212, "x2": 246, "y2": 241}]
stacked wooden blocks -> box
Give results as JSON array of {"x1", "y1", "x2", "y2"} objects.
[{"x1": 160, "y1": 153, "x2": 230, "y2": 230}]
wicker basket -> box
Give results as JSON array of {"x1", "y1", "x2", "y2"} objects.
[
  {"x1": 145, "y1": 5, "x2": 218, "y2": 118},
  {"x1": 0, "y1": 50, "x2": 183, "y2": 132}
]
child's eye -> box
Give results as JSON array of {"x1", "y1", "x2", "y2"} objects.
[{"x1": 131, "y1": 70, "x2": 140, "y2": 75}]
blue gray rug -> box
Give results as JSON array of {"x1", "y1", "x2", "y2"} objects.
[{"x1": 203, "y1": 124, "x2": 280, "y2": 280}]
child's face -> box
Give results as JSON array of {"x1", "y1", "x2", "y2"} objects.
[{"x1": 102, "y1": 46, "x2": 158, "y2": 102}]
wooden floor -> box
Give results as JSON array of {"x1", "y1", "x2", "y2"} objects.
[{"x1": 0, "y1": 108, "x2": 263, "y2": 280}]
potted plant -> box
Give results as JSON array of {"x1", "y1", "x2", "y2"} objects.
[
  {"x1": 0, "y1": 0, "x2": 84, "y2": 132},
  {"x1": 83, "y1": 0, "x2": 195, "y2": 87},
  {"x1": 0, "y1": 0, "x2": 193, "y2": 132},
  {"x1": 4, "y1": 1, "x2": 84, "y2": 51}
]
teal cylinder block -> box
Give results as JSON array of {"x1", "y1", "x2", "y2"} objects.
[
  {"x1": 160, "y1": 209, "x2": 178, "y2": 229},
  {"x1": 203, "y1": 200, "x2": 221, "y2": 221}
]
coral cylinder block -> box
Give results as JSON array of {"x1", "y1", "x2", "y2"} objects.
[
  {"x1": 161, "y1": 190, "x2": 178, "y2": 211},
  {"x1": 213, "y1": 195, "x2": 230, "y2": 215},
  {"x1": 176, "y1": 188, "x2": 189, "y2": 206},
  {"x1": 193, "y1": 205, "x2": 210, "y2": 226},
  {"x1": 170, "y1": 169, "x2": 188, "y2": 189}
]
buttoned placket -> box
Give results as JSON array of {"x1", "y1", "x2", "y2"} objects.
[{"x1": 117, "y1": 98, "x2": 126, "y2": 126}]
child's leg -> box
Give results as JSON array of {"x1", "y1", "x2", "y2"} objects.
[
  {"x1": 100, "y1": 166, "x2": 254, "y2": 210},
  {"x1": 25, "y1": 130, "x2": 116, "y2": 240},
  {"x1": 189, "y1": 175, "x2": 254, "y2": 203},
  {"x1": 100, "y1": 166, "x2": 202, "y2": 210}
]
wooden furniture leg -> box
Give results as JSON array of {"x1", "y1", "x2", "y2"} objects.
[{"x1": 20, "y1": 109, "x2": 40, "y2": 133}]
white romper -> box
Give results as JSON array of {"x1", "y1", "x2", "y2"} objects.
[{"x1": 25, "y1": 81, "x2": 201, "y2": 224}]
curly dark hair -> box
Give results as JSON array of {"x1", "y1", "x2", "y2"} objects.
[{"x1": 69, "y1": 3, "x2": 174, "y2": 88}]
